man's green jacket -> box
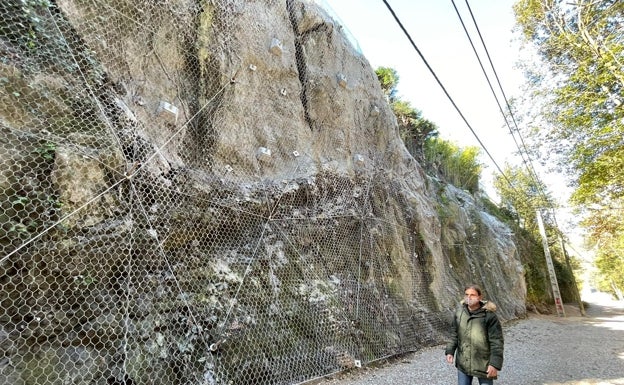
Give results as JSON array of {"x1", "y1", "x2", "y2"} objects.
[{"x1": 444, "y1": 301, "x2": 504, "y2": 379}]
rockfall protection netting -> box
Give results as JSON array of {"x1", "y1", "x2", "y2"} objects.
[{"x1": 0, "y1": 1, "x2": 447, "y2": 384}]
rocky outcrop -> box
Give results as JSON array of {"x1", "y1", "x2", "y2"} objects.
[{"x1": 0, "y1": 1, "x2": 524, "y2": 384}]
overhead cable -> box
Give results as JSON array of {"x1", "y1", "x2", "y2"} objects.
[
  {"x1": 381, "y1": 0, "x2": 511, "y2": 186},
  {"x1": 460, "y1": 0, "x2": 548, "y2": 201}
]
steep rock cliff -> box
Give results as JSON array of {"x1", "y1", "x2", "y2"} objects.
[{"x1": 0, "y1": 1, "x2": 525, "y2": 384}]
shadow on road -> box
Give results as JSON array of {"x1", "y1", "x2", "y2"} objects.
[{"x1": 518, "y1": 298, "x2": 624, "y2": 385}]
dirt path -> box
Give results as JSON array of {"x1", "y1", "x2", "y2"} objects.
[{"x1": 318, "y1": 298, "x2": 624, "y2": 385}]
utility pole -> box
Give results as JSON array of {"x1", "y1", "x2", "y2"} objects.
[{"x1": 536, "y1": 209, "x2": 565, "y2": 317}]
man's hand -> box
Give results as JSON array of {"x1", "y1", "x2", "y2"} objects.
[
  {"x1": 445, "y1": 354, "x2": 454, "y2": 364},
  {"x1": 486, "y1": 365, "x2": 498, "y2": 378}
]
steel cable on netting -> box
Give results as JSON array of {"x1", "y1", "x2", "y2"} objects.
[
  {"x1": 45, "y1": 4, "x2": 124, "y2": 151},
  {"x1": 92, "y1": 0, "x2": 196, "y2": 118},
  {"x1": 17, "y1": 2, "x2": 235, "y2": 377},
  {"x1": 0, "y1": 3, "x2": 130, "y2": 260},
  {"x1": 125, "y1": 180, "x2": 213, "y2": 383},
  {"x1": 0, "y1": 179, "x2": 125, "y2": 265},
  {"x1": 353, "y1": 151, "x2": 398, "y2": 319},
  {"x1": 1, "y1": 1, "x2": 232, "y2": 261},
  {"x1": 1, "y1": 0, "x2": 224, "y2": 262},
  {"x1": 214, "y1": 157, "x2": 306, "y2": 338},
  {"x1": 121, "y1": 189, "x2": 135, "y2": 385},
  {"x1": 269, "y1": 182, "x2": 368, "y2": 348}
]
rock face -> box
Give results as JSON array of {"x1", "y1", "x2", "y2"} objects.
[{"x1": 0, "y1": 1, "x2": 525, "y2": 384}]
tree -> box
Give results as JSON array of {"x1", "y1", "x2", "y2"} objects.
[
  {"x1": 374, "y1": 67, "x2": 439, "y2": 160},
  {"x1": 593, "y1": 241, "x2": 624, "y2": 301},
  {"x1": 375, "y1": 66, "x2": 400, "y2": 101},
  {"x1": 424, "y1": 138, "x2": 482, "y2": 194},
  {"x1": 514, "y1": 0, "x2": 624, "y2": 297},
  {"x1": 514, "y1": 0, "x2": 624, "y2": 203},
  {"x1": 492, "y1": 163, "x2": 555, "y2": 232},
  {"x1": 581, "y1": 203, "x2": 624, "y2": 299},
  {"x1": 374, "y1": 67, "x2": 484, "y2": 193}
]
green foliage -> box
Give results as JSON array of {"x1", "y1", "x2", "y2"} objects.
[
  {"x1": 375, "y1": 67, "x2": 439, "y2": 160},
  {"x1": 2, "y1": 0, "x2": 106, "y2": 86},
  {"x1": 492, "y1": 163, "x2": 555, "y2": 232},
  {"x1": 509, "y1": 225, "x2": 552, "y2": 305},
  {"x1": 374, "y1": 64, "x2": 577, "y2": 305},
  {"x1": 375, "y1": 66, "x2": 482, "y2": 192},
  {"x1": 594, "y1": 250, "x2": 624, "y2": 299},
  {"x1": 36, "y1": 142, "x2": 56, "y2": 160},
  {"x1": 553, "y1": 256, "x2": 578, "y2": 302},
  {"x1": 375, "y1": 66, "x2": 399, "y2": 100},
  {"x1": 479, "y1": 196, "x2": 518, "y2": 224},
  {"x1": 581, "y1": 204, "x2": 624, "y2": 298},
  {"x1": 2, "y1": 0, "x2": 54, "y2": 51},
  {"x1": 424, "y1": 138, "x2": 482, "y2": 194},
  {"x1": 0, "y1": 139, "x2": 62, "y2": 245},
  {"x1": 490, "y1": 166, "x2": 584, "y2": 304},
  {"x1": 514, "y1": 0, "x2": 624, "y2": 299}
]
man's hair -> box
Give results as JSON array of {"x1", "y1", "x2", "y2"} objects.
[{"x1": 464, "y1": 284, "x2": 482, "y2": 296}]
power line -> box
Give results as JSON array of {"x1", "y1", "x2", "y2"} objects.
[
  {"x1": 380, "y1": 0, "x2": 571, "y2": 232},
  {"x1": 457, "y1": 1, "x2": 566, "y2": 217},
  {"x1": 381, "y1": 0, "x2": 571, "y2": 235},
  {"x1": 456, "y1": 0, "x2": 579, "y2": 247},
  {"x1": 380, "y1": 0, "x2": 511, "y2": 186},
  {"x1": 460, "y1": 0, "x2": 549, "y2": 202},
  {"x1": 450, "y1": 0, "x2": 522, "y2": 158}
]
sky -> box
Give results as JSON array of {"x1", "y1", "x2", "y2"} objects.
[
  {"x1": 319, "y1": 0, "x2": 583, "y2": 243},
  {"x1": 320, "y1": 0, "x2": 525, "y2": 194}
]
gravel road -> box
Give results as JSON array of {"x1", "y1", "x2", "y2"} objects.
[{"x1": 318, "y1": 296, "x2": 624, "y2": 385}]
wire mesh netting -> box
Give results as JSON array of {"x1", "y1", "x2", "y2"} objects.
[{"x1": 0, "y1": 1, "x2": 450, "y2": 384}]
